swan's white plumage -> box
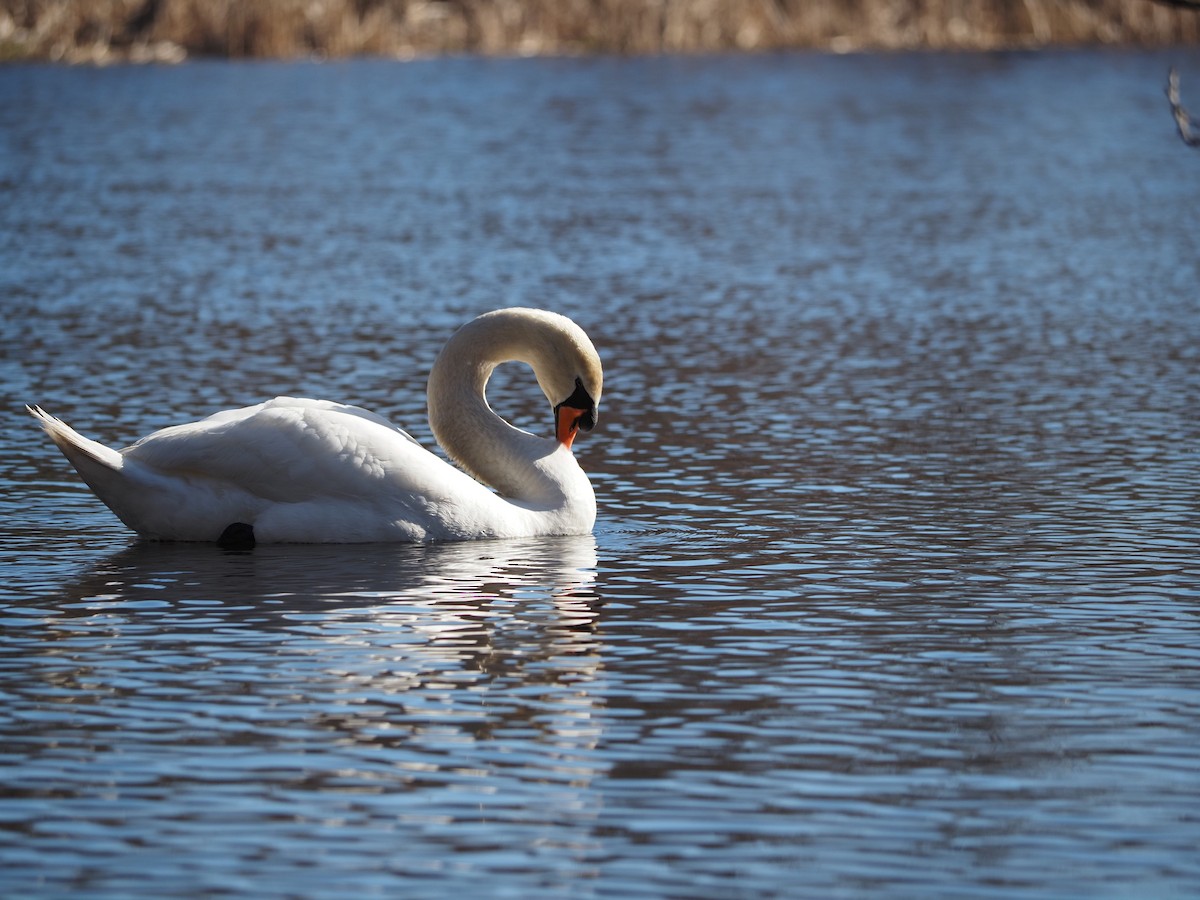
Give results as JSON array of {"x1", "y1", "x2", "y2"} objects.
[{"x1": 29, "y1": 308, "x2": 602, "y2": 544}]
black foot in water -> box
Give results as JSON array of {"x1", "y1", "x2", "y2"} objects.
[{"x1": 217, "y1": 522, "x2": 256, "y2": 550}]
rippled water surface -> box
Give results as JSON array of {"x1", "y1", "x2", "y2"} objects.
[{"x1": 3, "y1": 51, "x2": 1200, "y2": 897}]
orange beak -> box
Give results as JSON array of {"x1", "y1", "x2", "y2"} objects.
[{"x1": 556, "y1": 404, "x2": 583, "y2": 450}]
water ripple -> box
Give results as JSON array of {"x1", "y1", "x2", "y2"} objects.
[{"x1": 3, "y1": 51, "x2": 1200, "y2": 899}]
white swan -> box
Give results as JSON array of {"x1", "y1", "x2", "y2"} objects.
[{"x1": 28, "y1": 308, "x2": 603, "y2": 545}]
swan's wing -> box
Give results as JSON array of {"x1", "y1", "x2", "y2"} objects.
[
  {"x1": 121, "y1": 397, "x2": 465, "y2": 504},
  {"x1": 201, "y1": 397, "x2": 423, "y2": 446}
]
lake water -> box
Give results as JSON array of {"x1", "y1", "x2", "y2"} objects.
[{"x1": 3, "y1": 50, "x2": 1200, "y2": 898}]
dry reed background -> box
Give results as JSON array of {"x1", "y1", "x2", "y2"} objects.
[{"x1": 1, "y1": 0, "x2": 1198, "y2": 63}]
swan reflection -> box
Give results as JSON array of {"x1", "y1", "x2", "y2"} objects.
[
  {"x1": 60, "y1": 533, "x2": 599, "y2": 608},
  {"x1": 43, "y1": 534, "x2": 605, "y2": 747},
  {"x1": 15, "y1": 536, "x2": 609, "y2": 866}
]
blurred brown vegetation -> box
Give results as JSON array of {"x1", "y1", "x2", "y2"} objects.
[{"x1": 2, "y1": 0, "x2": 1198, "y2": 63}]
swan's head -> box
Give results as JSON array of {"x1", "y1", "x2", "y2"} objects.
[{"x1": 530, "y1": 314, "x2": 602, "y2": 451}]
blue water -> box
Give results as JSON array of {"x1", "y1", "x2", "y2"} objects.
[{"x1": 2, "y1": 50, "x2": 1199, "y2": 898}]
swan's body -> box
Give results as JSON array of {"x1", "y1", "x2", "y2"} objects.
[{"x1": 29, "y1": 308, "x2": 603, "y2": 544}]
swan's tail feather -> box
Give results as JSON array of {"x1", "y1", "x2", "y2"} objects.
[
  {"x1": 28, "y1": 406, "x2": 123, "y2": 468},
  {"x1": 27, "y1": 406, "x2": 223, "y2": 540},
  {"x1": 27, "y1": 404, "x2": 129, "y2": 499}
]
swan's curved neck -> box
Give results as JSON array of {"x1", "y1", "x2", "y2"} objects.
[{"x1": 426, "y1": 315, "x2": 569, "y2": 505}]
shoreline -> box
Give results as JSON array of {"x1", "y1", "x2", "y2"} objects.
[{"x1": 3, "y1": 0, "x2": 1199, "y2": 65}]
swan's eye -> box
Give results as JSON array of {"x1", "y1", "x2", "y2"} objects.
[{"x1": 561, "y1": 377, "x2": 594, "y2": 412}]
